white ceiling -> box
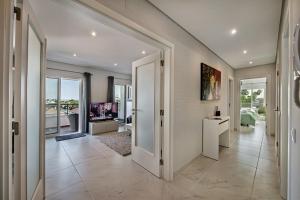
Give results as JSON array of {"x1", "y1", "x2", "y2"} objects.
[
  {"x1": 149, "y1": 0, "x2": 282, "y2": 68},
  {"x1": 29, "y1": 0, "x2": 159, "y2": 74}
]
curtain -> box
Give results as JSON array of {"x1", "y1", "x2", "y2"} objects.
[
  {"x1": 107, "y1": 76, "x2": 114, "y2": 102},
  {"x1": 83, "y1": 72, "x2": 92, "y2": 133}
]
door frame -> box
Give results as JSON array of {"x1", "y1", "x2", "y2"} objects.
[
  {"x1": 0, "y1": 0, "x2": 14, "y2": 199},
  {"x1": 280, "y1": 11, "x2": 290, "y2": 198},
  {"x1": 228, "y1": 76, "x2": 234, "y2": 131},
  {"x1": 236, "y1": 75, "x2": 271, "y2": 135},
  {"x1": 45, "y1": 75, "x2": 83, "y2": 137},
  {"x1": 75, "y1": 0, "x2": 175, "y2": 180}
]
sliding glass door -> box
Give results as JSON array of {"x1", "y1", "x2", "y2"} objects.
[
  {"x1": 45, "y1": 77, "x2": 81, "y2": 135},
  {"x1": 60, "y1": 79, "x2": 80, "y2": 134},
  {"x1": 46, "y1": 78, "x2": 59, "y2": 134}
]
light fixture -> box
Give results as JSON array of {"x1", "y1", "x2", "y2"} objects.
[
  {"x1": 73, "y1": 53, "x2": 77, "y2": 57},
  {"x1": 231, "y1": 29, "x2": 237, "y2": 35},
  {"x1": 114, "y1": 63, "x2": 118, "y2": 66},
  {"x1": 243, "y1": 50, "x2": 247, "y2": 54},
  {"x1": 249, "y1": 61, "x2": 253, "y2": 64},
  {"x1": 141, "y1": 50, "x2": 146, "y2": 55},
  {"x1": 91, "y1": 31, "x2": 97, "y2": 37}
]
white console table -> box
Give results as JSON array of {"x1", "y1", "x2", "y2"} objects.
[{"x1": 202, "y1": 116, "x2": 230, "y2": 160}]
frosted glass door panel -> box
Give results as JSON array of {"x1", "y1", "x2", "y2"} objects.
[
  {"x1": 136, "y1": 63, "x2": 155, "y2": 153},
  {"x1": 27, "y1": 25, "x2": 41, "y2": 200}
]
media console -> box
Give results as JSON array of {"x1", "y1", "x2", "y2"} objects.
[{"x1": 89, "y1": 120, "x2": 119, "y2": 135}]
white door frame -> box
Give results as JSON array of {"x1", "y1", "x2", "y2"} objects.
[
  {"x1": 228, "y1": 76, "x2": 234, "y2": 132},
  {"x1": 280, "y1": 11, "x2": 290, "y2": 198},
  {"x1": 0, "y1": 0, "x2": 14, "y2": 199},
  {"x1": 76, "y1": 0, "x2": 175, "y2": 180},
  {"x1": 45, "y1": 75, "x2": 84, "y2": 137},
  {"x1": 236, "y1": 75, "x2": 271, "y2": 135}
]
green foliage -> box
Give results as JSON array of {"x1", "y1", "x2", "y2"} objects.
[
  {"x1": 258, "y1": 106, "x2": 266, "y2": 115},
  {"x1": 241, "y1": 89, "x2": 249, "y2": 96}
]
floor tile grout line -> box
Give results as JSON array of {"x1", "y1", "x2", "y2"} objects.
[
  {"x1": 45, "y1": 139, "x2": 86, "y2": 198},
  {"x1": 60, "y1": 138, "x2": 97, "y2": 200},
  {"x1": 250, "y1": 126, "x2": 265, "y2": 198}
]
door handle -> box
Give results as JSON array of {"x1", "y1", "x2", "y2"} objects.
[
  {"x1": 294, "y1": 76, "x2": 300, "y2": 108},
  {"x1": 291, "y1": 128, "x2": 297, "y2": 143}
]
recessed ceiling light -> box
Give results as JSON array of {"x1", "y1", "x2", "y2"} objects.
[
  {"x1": 141, "y1": 50, "x2": 146, "y2": 55},
  {"x1": 91, "y1": 31, "x2": 97, "y2": 37},
  {"x1": 73, "y1": 53, "x2": 77, "y2": 57},
  {"x1": 114, "y1": 63, "x2": 118, "y2": 66},
  {"x1": 243, "y1": 50, "x2": 248, "y2": 54},
  {"x1": 249, "y1": 61, "x2": 253, "y2": 64},
  {"x1": 231, "y1": 29, "x2": 237, "y2": 35}
]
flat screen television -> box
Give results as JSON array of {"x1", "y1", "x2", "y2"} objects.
[{"x1": 90, "y1": 102, "x2": 118, "y2": 121}]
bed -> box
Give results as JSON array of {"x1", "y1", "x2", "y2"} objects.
[{"x1": 240, "y1": 109, "x2": 257, "y2": 126}]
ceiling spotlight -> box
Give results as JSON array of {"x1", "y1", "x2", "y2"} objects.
[
  {"x1": 249, "y1": 61, "x2": 253, "y2": 64},
  {"x1": 73, "y1": 53, "x2": 77, "y2": 57},
  {"x1": 91, "y1": 31, "x2": 97, "y2": 37},
  {"x1": 243, "y1": 50, "x2": 247, "y2": 54},
  {"x1": 231, "y1": 29, "x2": 237, "y2": 35},
  {"x1": 141, "y1": 50, "x2": 146, "y2": 55},
  {"x1": 114, "y1": 63, "x2": 118, "y2": 66}
]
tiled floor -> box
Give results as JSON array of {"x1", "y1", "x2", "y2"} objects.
[{"x1": 45, "y1": 121, "x2": 282, "y2": 200}]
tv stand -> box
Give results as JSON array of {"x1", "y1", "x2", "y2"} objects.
[{"x1": 89, "y1": 120, "x2": 119, "y2": 135}]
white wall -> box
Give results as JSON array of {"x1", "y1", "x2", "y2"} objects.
[
  {"x1": 234, "y1": 64, "x2": 276, "y2": 135},
  {"x1": 47, "y1": 60, "x2": 131, "y2": 102},
  {"x1": 92, "y1": 0, "x2": 234, "y2": 172}
]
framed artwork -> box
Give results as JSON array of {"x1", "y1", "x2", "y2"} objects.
[{"x1": 201, "y1": 63, "x2": 221, "y2": 100}]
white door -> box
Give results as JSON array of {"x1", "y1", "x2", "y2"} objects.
[
  {"x1": 289, "y1": 22, "x2": 300, "y2": 200},
  {"x1": 132, "y1": 53, "x2": 162, "y2": 177},
  {"x1": 14, "y1": 0, "x2": 46, "y2": 199}
]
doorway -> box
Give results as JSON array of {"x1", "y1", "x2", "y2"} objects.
[
  {"x1": 6, "y1": 0, "x2": 174, "y2": 198},
  {"x1": 239, "y1": 78, "x2": 267, "y2": 133},
  {"x1": 45, "y1": 77, "x2": 82, "y2": 136}
]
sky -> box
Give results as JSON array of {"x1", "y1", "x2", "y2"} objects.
[{"x1": 46, "y1": 78, "x2": 80, "y2": 100}]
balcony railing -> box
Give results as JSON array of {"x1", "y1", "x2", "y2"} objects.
[{"x1": 45, "y1": 103, "x2": 79, "y2": 134}]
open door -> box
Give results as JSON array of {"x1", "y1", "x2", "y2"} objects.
[
  {"x1": 132, "y1": 53, "x2": 162, "y2": 177},
  {"x1": 13, "y1": 0, "x2": 46, "y2": 199}
]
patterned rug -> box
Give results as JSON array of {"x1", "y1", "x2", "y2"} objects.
[{"x1": 97, "y1": 131, "x2": 131, "y2": 156}]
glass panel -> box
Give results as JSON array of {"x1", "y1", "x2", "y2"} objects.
[
  {"x1": 27, "y1": 25, "x2": 41, "y2": 200},
  {"x1": 136, "y1": 63, "x2": 155, "y2": 153},
  {"x1": 114, "y1": 85, "x2": 125, "y2": 121},
  {"x1": 45, "y1": 78, "x2": 59, "y2": 134},
  {"x1": 60, "y1": 79, "x2": 80, "y2": 134}
]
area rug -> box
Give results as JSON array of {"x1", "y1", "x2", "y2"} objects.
[
  {"x1": 55, "y1": 133, "x2": 86, "y2": 141},
  {"x1": 97, "y1": 131, "x2": 131, "y2": 156}
]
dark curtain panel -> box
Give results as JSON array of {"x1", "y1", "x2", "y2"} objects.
[
  {"x1": 107, "y1": 76, "x2": 114, "y2": 102},
  {"x1": 83, "y1": 72, "x2": 92, "y2": 133}
]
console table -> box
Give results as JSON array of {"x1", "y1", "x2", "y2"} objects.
[{"x1": 202, "y1": 116, "x2": 230, "y2": 160}]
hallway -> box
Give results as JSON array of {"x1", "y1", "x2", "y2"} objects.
[{"x1": 45, "y1": 122, "x2": 281, "y2": 200}]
